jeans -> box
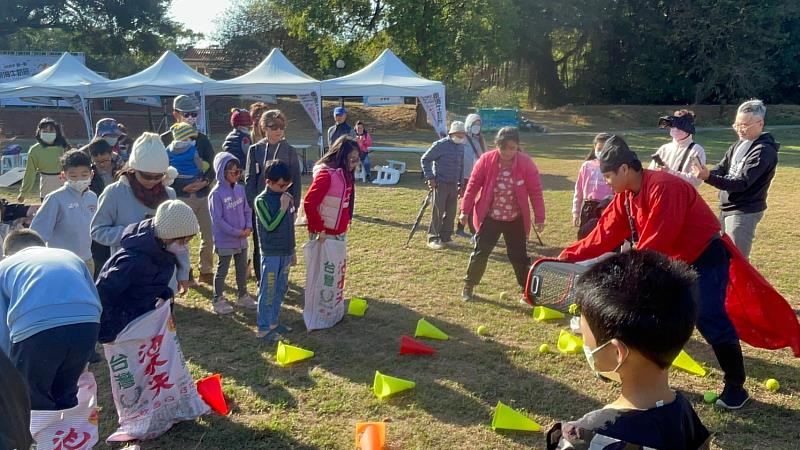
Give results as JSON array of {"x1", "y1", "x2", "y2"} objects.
[
  {"x1": 360, "y1": 153, "x2": 371, "y2": 177},
  {"x1": 213, "y1": 248, "x2": 249, "y2": 301},
  {"x1": 464, "y1": 216, "x2": 530, "y2": 288},
  {"x1": 11, "y1": 322, "x2": 99, "y2": 410},
  {"x1": 257, "y1": 255, "x2": 292, "y2": 331},
  {"x1": 252, "y1": 214, "x2": 261, "y2": 282},
  {"x1": 721, "y1": 211, "x2": 764, "y2": 259},
  {"x1": 427, "y1": 182, "x2": 459, "y2": 243}
]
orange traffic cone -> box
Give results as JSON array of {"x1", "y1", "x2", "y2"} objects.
[
  {"x1": 399, "y1": 335, "x2": 436, "y2": 356},
  {"x1": 355, "y1": 422, "x2": 386, "y2": 450},
  {"x1": 196, "y1": 373, "x2": 229, "y2": 415}
]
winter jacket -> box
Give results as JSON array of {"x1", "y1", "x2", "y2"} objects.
[
  {"x1": 89, "y1": 160, "x2": 120, "y2": 197},
  {"x1": 161, "y1": 129, "x2": 215, "y2": 196},
  {"x1": 705, "y1": 132, "x2": 779, "y2": 215},
  {"x1": 30, "y1": 183, "x2": 98, "y2": 260},
  {"x1": 304, "y1": 164, "x2": 354, "y2": 236},
  {"x1": 648, "y1": 137, "x2": 707, "y2": 188},
  {"x1": 95, "y1": 219, "x2": 176, "y2": 343},
  {"x1": 166, "y1": 141, "x2": 203, "y2": 179},
  {"x1": 327, "y1": 122, "x2": 355, "y2": 148},
  {"x1": 244, "y1": 139, "x2": 302, "y2": 209},
  {"x1": 222, "y1": 128, "x2": 252, "y2": 166},
  {"x1": 420, "y1": 137, "x2": 465, "y2": 184},
  {"x1": 463, "y1": 114, "x2": 486, "y2": 179},
  {"x1": 461, "y1": 149, "x2": 546, "y2": 236},
  {"x1": 355, "y1": 130, "x2": 373, "y2": 154},
  {"x1": 209, "y1": 152, "x2": 252, "y2": 250},
  {"x1": 254, "y1": 188, "x2": 296, "y2": 256}
]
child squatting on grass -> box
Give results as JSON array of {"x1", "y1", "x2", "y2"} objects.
[{"x1": 546, "y1": 250, "x2": 710, "y2": 450}]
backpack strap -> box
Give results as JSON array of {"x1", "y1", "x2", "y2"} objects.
[
  {"x1": 624, "y1": 194, "x2": 639, "y2": 248},
  {"x1": 678, "y1": 142, "x2": 696, "y2": 172}
]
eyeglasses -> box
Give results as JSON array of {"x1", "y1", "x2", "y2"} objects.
[
  {"x1": 93, "y1": 157, "x2": 112, "y2": 165},
  {"x1": 731, "y1": 120, "x2": 762, "y2": 131},
  {"x1": 181, "y1": 112, "x2": 199, "y2": 118},
  {"x1": 138, "y1": 171, "x2": 165, "y2": 181}
]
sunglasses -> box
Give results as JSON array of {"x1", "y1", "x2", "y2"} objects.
[
  {"x1": 138, "y1": 171, "x2": 165, "y2": 181},
  {"x1": 181, "y1": 112, "x2": 199, "y2": 118}
]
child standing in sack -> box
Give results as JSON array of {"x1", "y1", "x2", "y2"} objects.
[
  {"x1": 208, "y1": 152, "x2": 256, "y2": 315},
  {"x1": 254, "y1": 160, "x2": 296, "y2": 343}
]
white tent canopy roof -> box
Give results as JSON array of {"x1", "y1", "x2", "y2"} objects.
[
  {"x1": 89, "y1": 50, "x2": 215, "y2": 98},
  {"x1": 0, "y1": 52, "x2": 108, "y2": 98},
  {"x1": 205, "y1": 48, "x2": 320, "y2": 96},
  {"x1": 320, "y1": 49, "x2": 443, "y2": 97}
]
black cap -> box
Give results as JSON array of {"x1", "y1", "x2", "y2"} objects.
[
  {"x1": 598, "y1": 135, "x2": 639, "y2": 172},
  {"x1": 658, "y1": 115, "x2": 695, "y2": 134}
]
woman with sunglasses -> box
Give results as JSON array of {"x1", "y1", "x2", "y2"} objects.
[
  {"x1": 91, "y1": 133, "x2": 190, "y2": 295},
  {"x1": 244, "y1": 109, "x2": 302, "y2": 283}
]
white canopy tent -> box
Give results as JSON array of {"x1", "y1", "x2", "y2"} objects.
[
  {"x1": 0, "y1": 52, "x2": 108, "y2": 137},
  {"x1": 321, "y1": 49, "x2": 447, "y2": 136},
  {"x1": 206, "y1": 48, "x2": 323, "y2": 149}
]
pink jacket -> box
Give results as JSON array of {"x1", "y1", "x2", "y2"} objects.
[
  {"x1": 461, "y1": 149, "x2": 546, "y2": 235},
  {"x1": 355, "y1": 131, "x2": 372, "y2": 154},
  {"x1": 304, "y1": 164, "x2": 354, "y2": 235},
  {"x1": 572, "y1": 159, "x2": 614, "y2": 217}
]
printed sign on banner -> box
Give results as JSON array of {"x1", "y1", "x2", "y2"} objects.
[
  {"x1": 30, "y1": 371, "x2": 99, "y2": 450},
  {"x1": 419, "y1": 92, "x2": 447, "y2": 137},
  {"x1": 125, "y1": 96, "x2": 162, "y2": 108},
  {"x1": 303, "y1": 238, "x2": 347, "y2": 330},
  {"x1": 298, "y1": 91, "x2": 322, "y2": 133},
  {"x1": 0, "y1": 53, "x2": 85, "y2": 107},
  {"x1": 240, "y1": 94, "x2": 277, "y2": 104},
  {"x1": 103, "y1": 301, "x2": 209, "y2": 442},
  {"x1": 363, "y1": 96, "x2": 404, "y2": 107}
]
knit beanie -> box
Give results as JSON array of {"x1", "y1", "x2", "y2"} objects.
[
  {"x1": 153, "y1": 200, "x2": 200, "y2": 240},
  {"x1": 171, "y1": 122, "x2": 198, "y2": 142},
  {"x1": 128, "y1": 132, "x2": 169, "y2": 173},
  {"x1": 230, "y1": 108, "x2": 253, "y2": 127}
]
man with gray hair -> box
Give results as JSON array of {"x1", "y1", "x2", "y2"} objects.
[{"x1": 694, "y1": 99, "x2": 778, "y2": 258}]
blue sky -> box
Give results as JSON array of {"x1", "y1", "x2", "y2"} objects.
[{"x1": 169, "y1": 0, "x2": 233, "y2": 46}]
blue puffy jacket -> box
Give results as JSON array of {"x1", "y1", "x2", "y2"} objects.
[{"x1": 95, "y1": 219, "x2": 176, "y2": 343}]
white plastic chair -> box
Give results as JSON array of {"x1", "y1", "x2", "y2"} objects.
[
  {"x1": 354, "y1": 163, "x2": 366, "y2": 182},
  {"x1": 1, "y1": 155, "x2": 15, "y2": 174},
  {"x1": 19, "y1": 153, "x2": 28, "y2": 167},
  {"x1": 372, "y1": 166, "x2": 401, "y2": 185},
  {"x1": 386, "y1": 159, "x2": 407, "y2": 174}
]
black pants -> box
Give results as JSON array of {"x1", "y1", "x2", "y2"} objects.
[
  {"x1": 11, "y1": 322, "x2": 99, "y2": 410},
  {"x1": 91, "y1": 240, "x2": 111, "y2": 278},
  {"x1": 252, "y1": 213, "x2": 261, "y2": 282},
  {"x1": 464, "y1": 217, "x2": 530, "y2": 288}
]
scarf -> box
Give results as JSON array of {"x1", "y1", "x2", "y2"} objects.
[{"x1": 125, "y1": 172, "x2": 169, "y2": 209}]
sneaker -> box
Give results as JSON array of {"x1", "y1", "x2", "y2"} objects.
[
  {"x1": 461, "y1": 284, "x2": 474, "y2": 301},
  {"x1": 260, "y1": 329, "x2": 283, "y2": 344},
  {"x1": 442, "y1": 240, "x2": 458, "y2": 248},
  {"x1": 236, "y1": 293, "x2": 258, "y2": 310},
  {"x1": 715, "y1": 385, "x2": 750, "y2": 410},
  {"x1": 469, "y1": 235, "x2": 477, "y2": 246},
  {"x1": 455, "y1": 230, "x2": 472, "y2": 239},
  {"x1": 212, "y1": 299, "x2": 235, "y2": 315},
  {"x1": 427, "y1": 240, "x2": 444, "y2": 250},
  {"x1": 199, "y1": 272, "x2": 214, "y2": 285},
  {"x1": 275, "y1": 324, "x2": 293, "y2": 334}
]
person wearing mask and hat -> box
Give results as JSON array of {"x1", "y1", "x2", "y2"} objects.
[
  {"x1": 222, "y1": 108, "x2": 254, "y2": 171},
  {"x1": 649, "y1": 110, "x2": 706, "y2": 189},
  {"x1": 93, "y1": 117, "x2": 126, "y2": 162},
  {"x1": 91, "y1": 133, "x2": 189, "y2": 296},
  {"x1": 456, "y1": 113, "x2": 487, "y2": 239},
  {"x1": 558, "y1": 135, "x2": 800, "y2": 411},
  {"x1": 420, "y1": 121, "x2": 466, "y2": 250},
  {"x1": 160, "y1": 95, "x2": 216, "y2": 285},
  {"x1": 327, "y1": 106, "x2": 355, "y2": 150},
  {"x1": 18, "y1": 117, "x2": 70, "y2": 202}
]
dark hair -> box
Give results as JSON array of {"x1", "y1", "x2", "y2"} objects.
[
  {"x1": 575, "y1": 250, "x2": 698, "y2": 369},
  {"x1": 587, "y1": 133, "x2": 613, "y2": 161},
  {"x1": 607, "y1": 158, "x2": 643, "y2": 173},
  {"x1": 3, "y1": 229, "x2": 45, "y2": 256},
  {"x1": 83, "y1": 139, "x2": 113, "y2": 157},
  {"x1": 35, "y1": 117, "x2": 70, "y2": 149},
  {"x1": 249, "y1": 102, "x2": 270, "y2": 141},
  {"x1": 264, "y1": 159, "x2": 291, "y2": 183},
  {"x1": 224, "y1": 158, "x2": 240, "y2": 171},
  {"x1": 61, "y1": 149, "x2": 92, "y2": 172},
  {"x1": 259, "y1": 109, "x2": 286, "y2": 130},
  {"x1": 673, "y1": 109, "x2": 695, "y2": 121},
  {"x1": 494, "y1": 126, "x2": 520, "y2": 149},
  {"x1": 318, "y1": 136, "x2": 360, "y2": 178}
]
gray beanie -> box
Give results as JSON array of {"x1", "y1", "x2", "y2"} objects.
[{"x1": 153, "y1": 200, "x2": 199, "y2": 240}]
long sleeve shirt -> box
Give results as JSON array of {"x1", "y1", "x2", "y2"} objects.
[
  {"x1": 572, "y1": 159, "x2": 614, "y2": 217},
  {"x1": 29, "y1": 184, "x2": 97, "y2": 260},
  {"x1": 19, "y1": 143, "x2": 64, "y2": 195},
  {"x1": 648, "y1": 137, "x2": 707, "y2": 188},
  {"x1": 420, "y1": 137, "x2": 465, "y2": 184}
]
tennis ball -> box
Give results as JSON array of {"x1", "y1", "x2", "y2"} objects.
[
  {"x1": 538, "y1": 344, "x2": 550, "y2": 354},
  {"x1": 477, "y1": 325, "x2": 488, "y2": 336},
  {"x1": 499, "y1": 291, "x2": 509, "y2": 301},
  {"x1": 703, "y1": 391, "x2": 717, "y2": 404},
  {"x1": 765, "y1": 378, "x2": 780, "y2": 392},
  {"x1": 568, "y1": 304, "x2": 579, "y2": 315}
]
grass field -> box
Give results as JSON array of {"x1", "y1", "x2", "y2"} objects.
[{"x1": 4, "y1": 126, "x2": 800, "y2": 449}]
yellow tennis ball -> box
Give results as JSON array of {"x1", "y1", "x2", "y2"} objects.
[
  {"x1": 538, "y1": 344, "x2": 550, "y2": 354},
  {"x1": 765, "y1": 378, "x2": 780, "y2": 392},
  {"x1": 568, "y1": 304, "x2": 579, "y2": 315},
  {"x1": 703, "y1": 391, "x2": 717, "y2": 404},
  {"x1": 499, "y1": 291, "x2": 509, "y2": 301},
  {"x1": 477, "y1": 325, "x2": 488, "y2": 336}
]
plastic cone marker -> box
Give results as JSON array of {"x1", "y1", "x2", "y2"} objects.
[
  {"x1": 491, "y1": 401, "x2": 541, "y2": 432},
  {"x1": 557, "y1": 330, "x2": 583, "y2": 354},
  {"x1": 196, "y1": 373, "x2": 229, "y2": 415},
  {"x1": 414, "y1": 318, "x2": 449, "y2": 340},
  {"x1": 671, "y1": 349, "x2": 707, "y2": 377},
  {"x1": 275, "y1": 341, "x2": 315, "y2": 366},
  {"x1": 533, "y1": 306, "x2": 566, "y2": 322},
  {"x1": 355, "y1": 422, "x2": 386, "y2": 450},
  {"x1": 399, "y1": 335, "x2": 436, "y2": 356},
  {"x1": 372, "y1": 371, "x2": 415, "y2": 400},
  {"x1": 348, "y1": 297, "x2": 368, "y2": 317}
]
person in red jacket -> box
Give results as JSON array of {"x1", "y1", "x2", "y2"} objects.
[
  {"x1": 304, "y1": 136, "x2": 360, "y2": 240},
  {"x1": 559, "y1": 135, "x2": 750, "y2": 410}
]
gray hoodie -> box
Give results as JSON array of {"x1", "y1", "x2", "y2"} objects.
[{"x1": 30, "y1": 184, "x2": 98, "y2": 261}]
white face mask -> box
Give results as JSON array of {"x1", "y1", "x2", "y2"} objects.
[
  {"x1": 669, "y1": 128, "x2": 689, "y2": 141},
  {"x1": 469, "y1": 125, "x2": 481, "y2": 135},
  {"x1": 40, "y1": 132, "x2": 57, "y2": 144},
  {"x1": 104, "y1": 136, "x2": 118, "y2": 146},
  {"x1": 165, "y1": 242, "x2": 189, "y2": 255},
  {"x1": 67, "y1": 178, "x2": 92, "y2": 192},
  {"x1": 451, "y1": 136, "x2": 466, "y2": 144},
  {"x1": 583, "y1": 340, "x2": 626, "y2": 383}
]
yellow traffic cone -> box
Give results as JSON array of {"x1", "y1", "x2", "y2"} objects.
[
  {"x1": 372, "y1": 371, "x2": 416, "y2": 400},
  {"x1": 671, "y1": 350, "x2": 707, "y2": 377},
  {"x1": 557, "y1": 330, "x2": 583, "y2": 354},
  {"x1": 414, "y1": 318, "x2": 449, "y2": 340},
  {"x1": 533, "y1": 306, "x2": 565, "y2": 322},
  {"x1": 355, "y1": 422, "x2": 386, "y2": 450},
  {"x1": 348, "y1": 297, "x2": 368, "y2": 317},
  {"x1": 491, "y1": 401, "x2": 541, "y2": 432},
  {"x1": 275, "y1": 341, "x2": 315, "y2": 367}
]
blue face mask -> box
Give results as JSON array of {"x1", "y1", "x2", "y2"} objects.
[{"x1": 583, "y1": 340, "x2": 626, "y2": 382}]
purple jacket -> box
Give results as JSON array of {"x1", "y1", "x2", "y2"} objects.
[{"x1": 208, "y1": 152, "x2": 252, "y2": 250}]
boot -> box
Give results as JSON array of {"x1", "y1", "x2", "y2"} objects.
[{"x1": 712, "y1": 341, "x2": 749, "y2": 410}]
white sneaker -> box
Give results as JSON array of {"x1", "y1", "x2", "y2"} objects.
[
  {"x1": 212, "y1": 299, "x2": 234, "y2": 315},
  {"x1": 236, "y1": 293, "x2": 258, "y2": 310},
  {"x1": 427, "y1": 240, "x2": 444, "y2": 250}
]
